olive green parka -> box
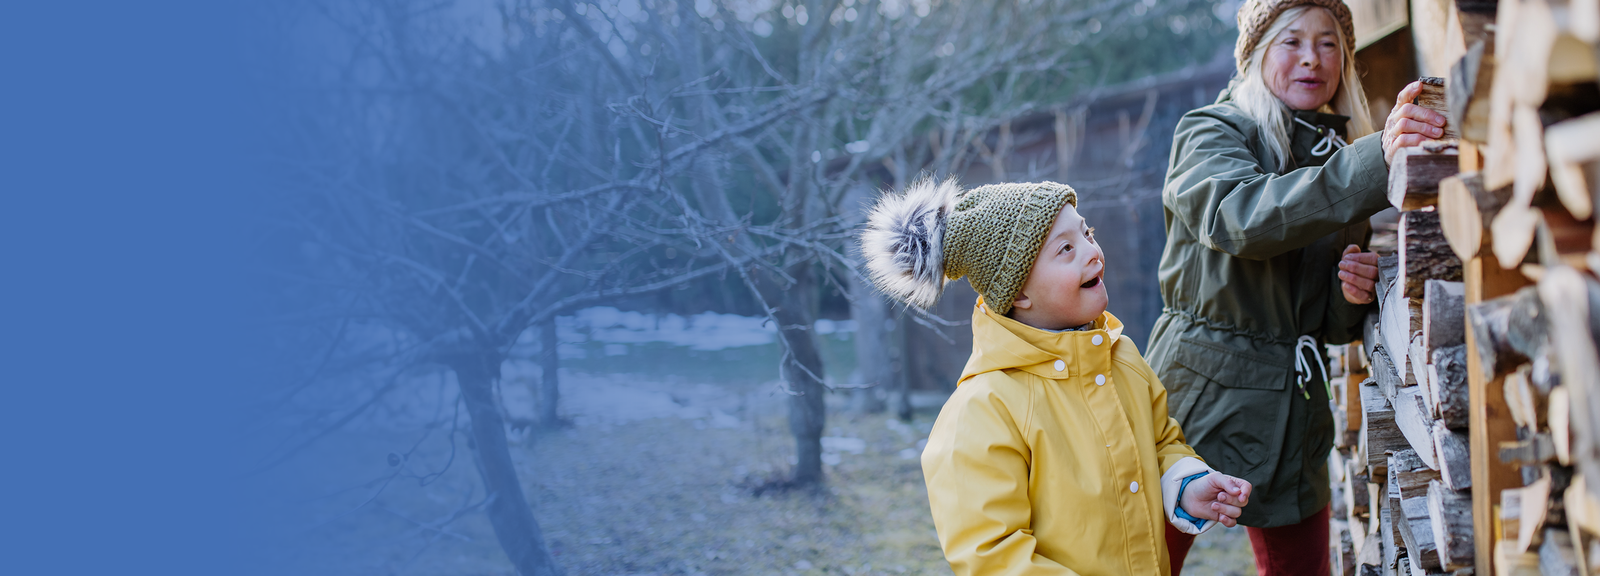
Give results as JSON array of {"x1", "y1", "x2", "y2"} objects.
[{"x1": 1143, "y1": 89, "x2": 1390, "y2": 528}]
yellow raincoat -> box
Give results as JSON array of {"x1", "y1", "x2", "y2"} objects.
[{"x1": 922, "y1": 300, "x2": 1215, "y2": 576}]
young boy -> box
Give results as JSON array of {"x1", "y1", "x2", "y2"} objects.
[{"x1": 860, "y1": 179, "x2": 1252, "y2": 576}]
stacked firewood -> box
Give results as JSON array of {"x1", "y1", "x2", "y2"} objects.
[
  {"x1": 1330, "y1": 1, "x2": 1600, "y2": 574},
  {"x1": 1328, "y1": 146, "x2": 1475, "y2": 575}
]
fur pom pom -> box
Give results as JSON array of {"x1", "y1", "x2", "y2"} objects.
[{"x1": 859, "y1": 177, "x2": 962, "y2": 308}]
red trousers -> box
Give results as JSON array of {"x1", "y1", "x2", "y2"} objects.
[{"x1": 1165, "y1": 505, "x2": 1330, "y2": 576}]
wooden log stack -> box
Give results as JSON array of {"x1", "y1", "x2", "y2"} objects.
[{"x1": 1329, "y1": 1, "x2": 1600, "y2": 574}]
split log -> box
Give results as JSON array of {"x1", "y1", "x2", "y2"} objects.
[
  {"x1": 1544, "y1": 112, "x2": 1600, "y2": 221},
  {"x1": 1382, "y1": 284, "x2": 1425, "y2": 390},
  {"x1": 1396, "y1": 387, "x2": 1442, "y2": 469},
  {"x1": 1433, "y1": 421, "x2": 1473, "y2": 490},
  {"x1": 1360, "y1": 527, "x2": 1385, "y2": 576},
  {"x1": 1336, "y1": 519, "x2": 1357, "y2": 576},
  {"x1": 1536, "y1": 266, "x2": 1600, "y2": 499},
  {"x1": 1370, "y1": 482, "x2": 1384, "y2": 535},
  {"x1": 1394, "y1": 449, "x2": 1443, "y2": 499},
  {"x1": 1424, "y1": 280, "x2": 1466, "y2": 353},
  {"x1": 1391, "y1": 149, "x2": 1462, "y2": 211},
  {"x1": 1425, "y1": 362, "x2": 1443, "y2": 421},
  {"x1": 1431, "y1": 344, "x2": 1471, "y2": 428},
  {"x1": 1349, "y1": 515, "x2": 1369, "y2": 557},
  {"x1": 1385, "y1": 474, "x2": 1403, "y2": 571},
  {"x1": 1412, "y1": 77, "x2": 1459, "y2": 142},
  {"x1": 1564, "y1": 477, "x2": 1600, "y2": 538},
  {"x1": 1437, "y1": 172, "x2": 1511, "y2": 262},
  {"x1": 1412, "y1": 335, "x2": 1435, "y2": 416},
  {"x1": 1428, "y1": 479, "x2": 1475, "y2": 570},
  {"x1": 1399, "y1": 211, "x2": 1464, "y2": 298},
  {"x1": 1482, "y1": 0, "x2": 1520, "y2": 193},
  {"x1": 1504, "y1": 487, "x2": 1525, "y2": 543},
  {"x1": 1504, "y1": 366, "x2": 1544, "y2": 430},
  {"x1": 1539, "y1": 528, "x2": 1580, "y2": 576},
  {"x1": 1518, "y1": 474, "x2": 1552, "y2": 554},
  {"x1": 1551, "y1": 385, "x2": 1572, "y2": 465},
  {"x1": 1495, "y1": 539, "x2": 1544, "y2": 576},
  {"x1": 1447, "y1": 39, "x2": 1494, "y2": 143},
  {"x1": 1379, "y1": 254, "x2": 1400, "y2": 306},
  {"x1": 1391, "y1": 452, "x2": 1444, "y2": 570},
  {"x1": 1346, "y1": 371, "x2": 1368, "y2": 449},
  {"x1": 1465, "y1": 286, "x2": 1548, "y2": 380},
  {"x1": 1498, "y1": 433, "x2": 1557, "y2": 466},
  {"x1": 1490, "y1": 202, "x2": 1538, "y2": 269},
  {"x1": 1374, "y1": 345, "x2": 1407, "y2": 403},
  {"x1": 1512, "y1": 105, "x2": 1546, "y2": 214},
  {"x1": 1348, "y1": 455, "x2": 1373, "y2": 518},
  {"x1": 1363, "y1": 378, "x2": 1406, "y2": 475}
]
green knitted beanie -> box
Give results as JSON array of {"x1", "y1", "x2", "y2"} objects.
[{"x1": 860, "y1": 178, "x2": 1077, "y2": 315}]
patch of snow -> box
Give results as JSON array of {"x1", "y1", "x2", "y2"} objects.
[
  {"x1": 821, "y1": 436, "x2": 866, "y2": 454},
  {"x1": 567, "y1": 307, "x2": 778, "y2": 351},
  {"x1": 707, "y1": 409, "x2": 742, "y2": 429},
  {"x1": 885, "y1": 418, "x2": 915, "y2": 441},
  {"x1": 528, "y1": 307, "x2": 856, "y2": 357}
]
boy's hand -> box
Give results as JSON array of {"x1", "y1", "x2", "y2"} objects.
[
  {"x1": 1338, "y1": 244, "x2": 1380, "y2": 305},
  {"x1": 1180, "y1": 472, "x2": 1253, "y2": 528}
]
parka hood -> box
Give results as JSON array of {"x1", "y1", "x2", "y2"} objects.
[{"x1": 958, "y1": 297, "x2": 1124, "y2": 385}]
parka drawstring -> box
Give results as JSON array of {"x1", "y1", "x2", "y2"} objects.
[
  {"x1": 1293, "y1": 117, "x2": 1348, "y2": 157},
  {"x1": 1293, "y1": 335, "x2": 1329, "y2": 400}
]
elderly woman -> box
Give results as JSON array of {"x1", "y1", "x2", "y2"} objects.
[{"x1": 1145, "y1": 0, "x2": 1447, "y2": 574}]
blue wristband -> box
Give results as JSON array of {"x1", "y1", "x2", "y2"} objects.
[{"x1": 1173, "y1": 471, "x2": 1211, "y2": 530}]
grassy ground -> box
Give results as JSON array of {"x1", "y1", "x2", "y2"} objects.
[
  {"x1": 272, "y1": 325, "x2": 1258, "y2": 575},
  {"x1": 278, "y1": 380, "x2": 1257, "y2": 575},
  {"x1": 525, "y1": 402, "x2": 1260, "y2": 576}
]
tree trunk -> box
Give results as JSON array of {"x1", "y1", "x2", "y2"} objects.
[
  {"x1": 893, "y1": 313, "x2": 913, "y2": 422},
  {"x1": 538, "y1": 319, "x2": 560, "y2": 428},
  {"x1": 776, "y1": 264, "x2": 827, "y2": 485},
  {"x1": 454, "y1": 354, "x2": 563, "y2": 576},
  {"x1": 847, "y1": 269, "x2": 889, "y2": 414}
]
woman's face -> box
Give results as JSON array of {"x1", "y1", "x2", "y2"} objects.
[{"x1": 1262, "y1": 8, "x2": 1342, "y2": 111}]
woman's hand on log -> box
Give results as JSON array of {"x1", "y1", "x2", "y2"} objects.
[
  {"x1": 1383, "y1": 81, "x2": 1449, "y2": 166},
  {"x1": 1339, "y1": 244, "x2": 1381, "y2": 305}
]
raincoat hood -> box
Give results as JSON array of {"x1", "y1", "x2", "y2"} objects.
[{"x1": 959, "y1": 298, "x2": 1125, "y2": 385}]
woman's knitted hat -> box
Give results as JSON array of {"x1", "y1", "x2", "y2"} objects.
[
  {"x1": 1234, "y1": 0, "x2": 1356, "y2": 75},
  {"x1": 859, "y1": 178, "x2": 1077, "y2": 315}
]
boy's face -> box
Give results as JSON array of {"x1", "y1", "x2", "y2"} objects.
[{"x1": 1008, "y1": 204, "x2": 1108, "y2": 330}]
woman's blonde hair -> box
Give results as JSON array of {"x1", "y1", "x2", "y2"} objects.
[{"x1": 1231, "y1": 5, "x2": 1375, "y2": 172}]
